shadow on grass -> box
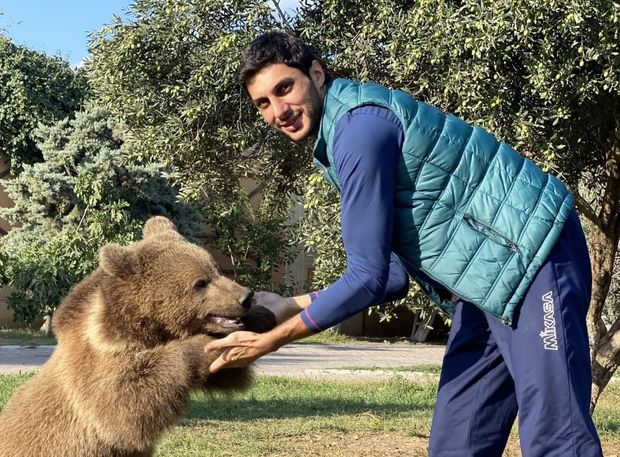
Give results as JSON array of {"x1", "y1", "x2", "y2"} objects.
[
  {"x1": 184, "y1": 377, "x2": 436, "y2": 423},
  {"x1": 185, "y1": 397, "x2": 434, "y2": 423}
]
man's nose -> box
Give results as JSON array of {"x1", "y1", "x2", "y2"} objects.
[{"x1": 272, "y1": 99, "x2": 290, "y2": 120}]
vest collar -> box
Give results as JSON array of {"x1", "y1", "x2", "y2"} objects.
[{"x1": 312, "y1": 78, "x2": 336, "y2": 168}]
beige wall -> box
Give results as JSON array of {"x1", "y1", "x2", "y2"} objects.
[
  {"x1": 0, "y1": 154, "x2": 15, "y2": 326},
  {"x1": 0, "y1": 153, "x2": 12, "y2": 235},
  {"x1": 0, "y1": 287, "x2": 20, "y2": 328},
  {"x1": 284, "y1": 198, "x2": 315, "y2": 292}
]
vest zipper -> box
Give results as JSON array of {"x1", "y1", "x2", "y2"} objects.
[{"x1": 462, "y1": 215, "x2": 520, "y2": 253}]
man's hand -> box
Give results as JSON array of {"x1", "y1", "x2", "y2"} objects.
[
  {"x1": 252, "y1": 291, "x2": 303, "y2": 324},
  {"x1": 204, "y1": 331, "x2": 274, "y2": 373}
]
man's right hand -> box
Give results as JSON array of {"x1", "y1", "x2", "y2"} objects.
[{"x1": 252, "y1": 291, "x2": 304, "y2": 325}]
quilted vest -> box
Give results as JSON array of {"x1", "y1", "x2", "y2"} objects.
[{"x1": 312, "y1": 78, "x2": 574, "y2": 323}]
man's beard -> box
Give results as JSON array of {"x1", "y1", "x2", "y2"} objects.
[
  {"x1": 290, "y1": 83, "x2": 322, "y2": 143},
  {"x1": 306, "y1": 83, "x2": 323, "y2": 139}
]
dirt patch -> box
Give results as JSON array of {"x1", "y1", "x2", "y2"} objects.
[{"x1": 266, "y1": 433, "x2": 619, "y2": 456}]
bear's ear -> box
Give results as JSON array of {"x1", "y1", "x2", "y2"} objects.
[
  {"x1": 100, "y1": 244, "x2": 138, "y2": 278},
  {"x1": 142, "y1": 216, "x2": 182, "y2": 241}
]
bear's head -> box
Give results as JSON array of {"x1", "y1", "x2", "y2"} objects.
[{"x1": 91, "y1": 216, "x2": 257, "y2": 347}]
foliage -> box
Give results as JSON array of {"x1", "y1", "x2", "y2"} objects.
[
  {"x1": 0, "y1": 107, "x2": 202, "y2": 323},
  {"x1": 387, "y1": 0, "x2": 618, "y2": 199},
  {"x1": 299, "y1": 173, "x2": 344, "y2": 290},
  {"x1": 0, "y1": 34, "x2": 88, "y2": 171},
  {"x1": 86, "y1": 0, "x2": 309, "y2": 291},
  {"x1": 298, "y1": 0, "x2": 618, "y2": 188},
  {"x1": 297, "y1": 0, "x2": 620, "y2": 404}
]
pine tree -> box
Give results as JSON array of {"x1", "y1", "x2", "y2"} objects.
[{"x1": 0, "y1": 107, "x2": 202, "y2": 325}]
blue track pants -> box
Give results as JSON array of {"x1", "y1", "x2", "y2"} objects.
[{"x1": 428, "y1": 211, "x2": 602, "y2": 457}]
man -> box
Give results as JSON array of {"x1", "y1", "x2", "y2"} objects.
[{"x1": 205, "y1": 32, "x2": 602, "y2": 456}]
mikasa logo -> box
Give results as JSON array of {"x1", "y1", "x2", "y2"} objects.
[{"x1": 539, "y1": 291, "x2": 558, "y2": 351}]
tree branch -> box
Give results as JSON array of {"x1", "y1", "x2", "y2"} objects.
[
  {"x1": 571, "y1": 189, "x2": 598, "y2": 224},
  {"x1": 599, "y1": 114, "x2": 620, "y2": 229},
  {"x1": 271, "y1": 0, "x2": 294, "y2": 32}
]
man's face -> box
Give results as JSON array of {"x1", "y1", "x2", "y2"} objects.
[{"x1": 246, "y1": 61, "x2": 325, "y2": 142}]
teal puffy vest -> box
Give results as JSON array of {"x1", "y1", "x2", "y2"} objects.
[{"x1": 312, "y1": 79, "x2": 574, "y2": 323}]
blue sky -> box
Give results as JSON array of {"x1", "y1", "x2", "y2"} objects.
[
  {"x1": 0, "y1": 0, "x2": 299, "y2": 69},
  {"x1": 0, "y1": 1, "x2": 135, "y2": 68}
]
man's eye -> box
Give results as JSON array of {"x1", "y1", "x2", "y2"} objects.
[
  {"x1": 256, "y1": 101, "x2": 269, "y2": 110},
  {"x1": 277, "y1": 82, "x2": 292, "y2": 95}
]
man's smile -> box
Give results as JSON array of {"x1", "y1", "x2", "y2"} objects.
[{"x1": 279, "y1": 114, "x2": 302, "y2": 131}]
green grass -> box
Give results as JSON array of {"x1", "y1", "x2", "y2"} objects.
[
  {"x1": 0, "y1": 329, "x2": 57, "y2": 346},
  {"x1": 0, "y1": 372, "x2": 35, "y2": 406},
  {"x1": 1, "y1": 372, "x2": 618, "y2": 456},
  {"x1": 337, "y1": 364, "x2": 442, "y2": 375},
  {"x1": 0, "y1": 327, "x2": 398, "y2": 347},
  {"x1": 0, "y1": 327, "x2": 425, "y2": 348},
  {"x1": 298, "y1": 329, "x2": 420, "y2": 346},
  {"x1": 159, "y1": 375, "x2": 438, "y2": 456},
  {"x1": 595, "y1": 384, "x2": 620, "y2": 436},
  {"x1": 298, "y1": 329, "x2": 361, "y2": 345}
]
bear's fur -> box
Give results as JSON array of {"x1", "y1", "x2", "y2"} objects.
[{"x1": 0, "y1": 216, "x2": 276, "y2": 457}]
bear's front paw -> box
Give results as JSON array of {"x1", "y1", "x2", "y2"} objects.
[
  {"x1": 205, "y1": 366, "x2": 253, "y2": 392},
  {"x1": 186, "y1": 335, "x2": 253, "y2": 392}
]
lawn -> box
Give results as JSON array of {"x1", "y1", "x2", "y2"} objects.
[
  {"x1": 1, "y1": 372, "x2": 618, "y2": 456},
  {"x1": 0, "y1": 328, "x2": 56, "y2": 346},
  {"x1": 0, "y1": 328, "x2": 359, "y2": 347},
  {"x1": 0, "y1": 327, "x2": 410, "y2": 347}
]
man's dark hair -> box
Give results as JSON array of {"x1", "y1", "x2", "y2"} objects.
[{"x1": 237, "y1": 32, "x2": 326, "y2": 89}]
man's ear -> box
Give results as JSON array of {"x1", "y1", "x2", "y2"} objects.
[
  {"x1": 142, "y1": 216, "x2": 182, "y2": 241},
  {"x1": 309, "y1": 59, "x2": 326, "y2": 91},
  {"x1": 100, "y1": 244, "x2": 138, "y2": 279}
]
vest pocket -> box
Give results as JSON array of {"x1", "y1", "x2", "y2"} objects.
[{"x1": 461, "y1": 214, "x2": 520, "y2": 253}]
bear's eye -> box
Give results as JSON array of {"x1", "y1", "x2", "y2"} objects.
[{"x1": 194, "y1": 279, "x2": 209, "y2": 290}]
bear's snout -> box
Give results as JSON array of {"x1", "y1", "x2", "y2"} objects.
[{"x1": 237, "y1": 290, "x2": 253, "y2": 309}]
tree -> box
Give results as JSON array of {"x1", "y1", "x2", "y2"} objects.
[
  {"x1": 0, "y1": 107, "x2": 202, "y2": 326},
  {"x1": 0, "y1": 34, "x2": 88, "y2": 171},
  {"x1": 297, "y1": 0, "x2": 619, "y2": 408},
  {"x1": 86, "y1": 0, "x2": 307, "y2": 290}
]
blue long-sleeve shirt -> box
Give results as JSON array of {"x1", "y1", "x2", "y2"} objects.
[{"x1": 300, "y1": 105, "x2": 410, "y2": 333}]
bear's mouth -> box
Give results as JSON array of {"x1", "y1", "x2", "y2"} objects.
[{"x1": 205, "y1": 313, "x2": 244, "y2": 332}]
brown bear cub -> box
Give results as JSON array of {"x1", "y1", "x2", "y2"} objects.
[{"x1": 0, "y1": 216, "x2": 276, "y2": 457}]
